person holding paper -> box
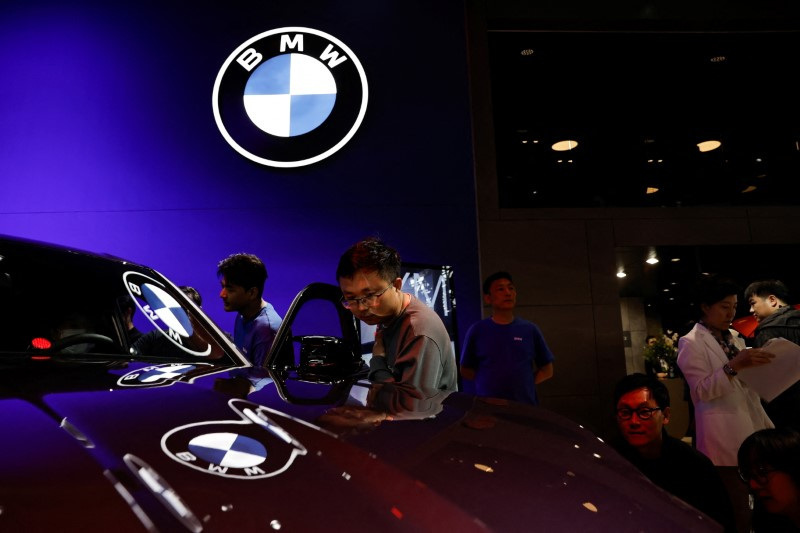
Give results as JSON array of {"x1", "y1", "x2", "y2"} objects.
[
  {"x1": 677, "y1": 275, "x2": 777, "y2": 528},
  {"x1": 745, "y1": 279, "x2": 800, "y2": 431},
  {"x1": 678, "y1": 275, "x2": 776, "y2": 467}
]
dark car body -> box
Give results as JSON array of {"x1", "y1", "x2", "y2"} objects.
[{"x1": 0, "y1": 235, "x2": 721, "y2": 532}]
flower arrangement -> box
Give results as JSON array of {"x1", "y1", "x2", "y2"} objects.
[{"x1": 643, "y1": 331, "x2": 679, "y2": 376}]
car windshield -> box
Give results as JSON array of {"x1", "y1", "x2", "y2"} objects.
[{"x1": 0, "y1": 239, "x2": 230, "y2": 365}]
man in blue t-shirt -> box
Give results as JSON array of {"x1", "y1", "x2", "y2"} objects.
[
  {"x1": 217, "y1": 252, "x2": 282, "y2": 391},
  {"x1": 460, "y1": 271, "x2": 554, "y2": 405}
]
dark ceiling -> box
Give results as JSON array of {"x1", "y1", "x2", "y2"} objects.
[
  {"x1": 488, "y1": 28, "x2": 800, "y2": 208},
  {"x1": 482, "y1": 0, "x2": 800, "y2": 209}
]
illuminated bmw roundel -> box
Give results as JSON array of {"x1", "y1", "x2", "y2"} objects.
[{"x1": 213, "y1": 27, "x2": 369, "y2": 168}]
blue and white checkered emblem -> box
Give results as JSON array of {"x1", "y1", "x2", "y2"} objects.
[
  {"x1": 141, "y1": 284, "x2": 192, "y2": 337},
  {"x1": 213, "y1": 27, "x2": 368, "y2": 168},
  {"x1": 162, "y1": 399, "x2": 307, "y2": 479},
  {"x1": 188, "y1": 432, "x2": 267, "y2": 468},
  {"x1": 117, "y1": 363, "x2": 209, "y2": 388},
  {"x1": 123, "y1": 271, "x2": 212, "y2": 357}
]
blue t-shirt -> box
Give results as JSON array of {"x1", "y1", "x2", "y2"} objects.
[
  {"x1": 234, "y1": 302, "x2": 282, "y2": 368},
  {"x1": 459, "y1": 317, "x2": 554, "y2": 405}
]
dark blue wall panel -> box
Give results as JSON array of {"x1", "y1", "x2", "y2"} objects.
[{"x1": 0, "y1": 0, "x2": 480, "y2": 347}]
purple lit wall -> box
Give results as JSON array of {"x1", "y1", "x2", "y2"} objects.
[{"x1": 0, "y1": 0, "x2": 480, "y2": 344}]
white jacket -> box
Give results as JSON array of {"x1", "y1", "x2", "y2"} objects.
[{"x1": 677, "y1": 322, "x2": 773, "y2": 466}]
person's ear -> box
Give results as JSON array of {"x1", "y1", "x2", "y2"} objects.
[
  {"x1": 483, "y1": 293, "x2": 492, "y2": 306},
  {"x1": 246, "y1": 286, "x2": 259, "y2": 300},
  {"x1": 662, "y1": 406, "x2": 671, "y2": 425},
  {"x1": 392, "y1": 277, "x2": 402, "y2": 289},
  {"x1": 768, "y1": 295, "x2": 780, "y2": 308}
]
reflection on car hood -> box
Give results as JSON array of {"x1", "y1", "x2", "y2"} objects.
[
  {"x1": 0, "y1": 369, "x2": 485, "y2": 531},
  {"x1": 243, "y1": 378, "x2": 722, "y2": 532}
]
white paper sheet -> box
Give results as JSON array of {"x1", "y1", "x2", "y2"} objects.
[{"x1": 737, "y1": 338, "x2": 800, "y2": 402}]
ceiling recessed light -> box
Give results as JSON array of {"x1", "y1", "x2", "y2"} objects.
[
  {"x1": 742, "y1": 185, "x2": 757, "y2": 193},
  {"x1": 697, "y1": 140, "x2": 721, "y2": 152},
  {"x1": 646, "y1": 187, "x2": 659, "y2": 194},
  {"x1": 552, "y1": 140, "x2": 578, "y2": 152},
  {"x1": 520, "y1": 49, "x2": 534, "y2": 56},
  {"x1": 646, "y1": 257, "x2": 659, "y2": 265}
]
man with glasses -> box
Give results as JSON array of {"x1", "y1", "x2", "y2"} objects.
[
  {"x1": 613, "y1": 373, "x2": 736, "y2": 532},
  {"x1": 336, "y1": 237, "x2": 457, "y2": 394}
]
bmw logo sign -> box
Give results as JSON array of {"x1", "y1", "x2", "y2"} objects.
[{"x1": 213, "y1": 27, "x2": 369, "y2": 168}]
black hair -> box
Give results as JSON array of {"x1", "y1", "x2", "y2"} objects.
[
  {"x1": 693, "y1": 274, "x2": 740, "y2": 319},
  {"x1": 179, "y1": 286, "x2": 202, "y2": 306},
  {"x1": 217, "y1": 253, "x2": 267, "y2": 298},
  {"x1": 483, "y1": 271, "x2": 513, "y2": 295},
  {"x1": 744, "y1": 279, "x2": 791, "y2": 305},
  {"x1": 738, "y1": 427, "x2": 800, "y2": 487},
  {"x1": 336, "y1": 237, "x2": 401, "y2": 283},
  {"x1": 119, "y1": 294, "x2": 136, "y2": 314},
  {"x1": 613, "y1": 372, "x2": 671, "y2": 410}
]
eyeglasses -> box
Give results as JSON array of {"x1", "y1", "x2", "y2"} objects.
[
  {"x1": 616, "y1": 407, "x2": 662, "y2": 420},
  {"x1": 340, "y1": 284, "x2": 393, "y2": 309},
  {"x1": 739, "y1": 465, "x2": 776, "y2": 485}
]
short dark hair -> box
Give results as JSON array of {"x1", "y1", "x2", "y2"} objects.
[
  {"x1": 738, "y1": 427, "x2": 800, "y2": 487},
  {"x1": 483, "y1": 271, "x2": 513, "y2": 294},
  {"x1": 336, "y1": 237, "x2": 401, "y2": 283},
  {"x1": 119, "y1": 294, "x2": 136, "y2": 314},
  {"x1": 179, "y1": 286, "x2": 202, "y2": 306},
  {"x1": 613, "y1": 372, "x2": 671, "y2": 410},
  {"x1": 744, "y1": 279, "x2": 791, "y2": 305},
  {"x1": 694, "y1": 274, "x2": 740, "y2": 318},
  {"x1": 217, "y1": 253, "x2": 268, "y2": 298}
]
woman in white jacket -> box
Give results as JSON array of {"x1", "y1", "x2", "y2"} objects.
[
  {"x1": 677, "y1": 275, "x2": 775, "y2": 467},
  {"x1": 678, "y1": 275, "x2": 777, "y2": 531}
]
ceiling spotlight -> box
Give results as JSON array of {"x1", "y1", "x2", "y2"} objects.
[
  {"x1": 709, "y1": 55, "x2": 727, "y2": 63},
  {"x1": 552, "y1": 140, "x2": 578, "y2": 152},
  {"x1": 646, "y1": 257, "x2": 659, "y2": 265},
  {"x1": 616, "y1": 270, "x2": 627, "y2": 278},
  {"x1": 671, "y1": 257, "x2": 680, "y2": 262},
  {"x1": 697, "y1": 140, "x2": 721, "y2": 152},
  {"x1": 646, "y1": 187, "x2": 659, "y2": 194},
  {"x1": 742, "y1": 185, "x2": 757, "y2": 193},
  {"x1": 520, "y1": 49, "x2": 534, "y2": 56}
]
